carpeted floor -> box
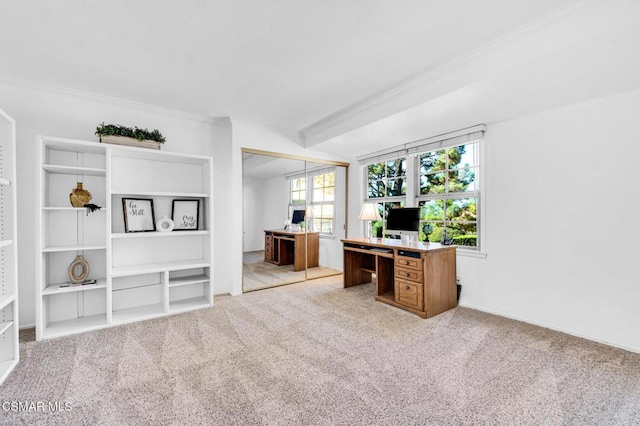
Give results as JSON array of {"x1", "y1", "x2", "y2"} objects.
[
  {"x1": 2, "y1": 275, "x2": 640, "y2": 425},
  {"x1": 243, "y1": 250, "x2": 342, "y2": 292}
]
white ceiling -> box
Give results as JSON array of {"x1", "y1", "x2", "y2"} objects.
[
  {"x1": 1, "y1": 1, "x2": 639, "y2": 157},
  {"x1": 0, "y1": 1, "x2": 576, "y2": 131}
]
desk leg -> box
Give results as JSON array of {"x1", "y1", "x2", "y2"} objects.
[{"x1": 343, "y1": 249, "x2": 372, "y2": 288}]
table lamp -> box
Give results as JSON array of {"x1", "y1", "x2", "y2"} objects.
[{"x1": 358, "y1": 202, "x2": 381, "y2": 238}]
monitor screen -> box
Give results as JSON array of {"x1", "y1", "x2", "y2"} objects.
[
  {"x1": 291, "y1": 209, "x2": 305, "y2": 224},
  {"x1": 386, "y1": 207, "x2": 420, "y2": 237}
]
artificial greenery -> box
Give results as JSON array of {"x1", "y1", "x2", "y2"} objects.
[{"x1": 95, "y1": 122, "x2": 166, "y2": 143}]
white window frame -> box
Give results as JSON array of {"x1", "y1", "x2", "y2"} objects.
[{"x1": 358, "y1": 125, "x2": 485, "y2": 252}]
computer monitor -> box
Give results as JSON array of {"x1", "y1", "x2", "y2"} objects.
[
  {"x1": 385, "y1": 207, "x2": 420, "y2": 238},
  {"x1": 291, "y1": 209, "x2": 305, "y2": 224}
]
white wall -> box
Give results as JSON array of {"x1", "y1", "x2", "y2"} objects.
[
  {"x1": 456, "y1": 88, "x2": 640, "y2": 353},
  {"x1": 242, "y1": 177, "x2": 265, "y2": 252},
  {"x1": 0, "y1": 82, "x2": 232, "y2": 327}
]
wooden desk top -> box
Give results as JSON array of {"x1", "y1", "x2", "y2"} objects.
[
  {"x1": 341, "y1": 237, "x2": 455, "y2": 253},
  {"x1": 265, "y1": 229, "x2": 320, "y2": 236}
]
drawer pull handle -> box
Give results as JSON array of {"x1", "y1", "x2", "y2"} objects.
[{"x1": 405, "y1": 285, "x2": 410, "y2": 290}]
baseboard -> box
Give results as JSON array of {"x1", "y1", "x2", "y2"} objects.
[{"x1": 458, "y1": 301, "x2": 640, "y2": 355}]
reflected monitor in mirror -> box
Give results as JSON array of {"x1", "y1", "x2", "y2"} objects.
[
  {"x1": 291, "y1": 209, "x2": 305, "y2": 224},
  {"x1": 385, "y1": 207, "x2": 420, "y2": 238}
]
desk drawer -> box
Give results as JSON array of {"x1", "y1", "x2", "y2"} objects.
[
  {"x1": 395, "y1": 255, "x2": 422, "y2": 271},
  {"x1": 395, "y1": 267, "x2": 423, "y2": 283},
  {"x1": 395, "y1": 279, "x2": 424, "y2": 311}
]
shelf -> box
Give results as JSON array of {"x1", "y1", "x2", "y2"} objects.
[
  {"x1": 0, "y1": 177, "x2": 10, "y2": 186},
  {"x1": 111, "y1": 190, "x2": 209, "y2": 198},
  {"x1": 42, "y1": 244, "x2": 107, "y2": 253},
  {"x1": 42, "y1": 313, "x2": 108, "y2": 340},
  {"x1": 111, "y1": 259, "x2": 210, "y2": 277},
  {"x1": 43, "y1": 164, "x2": 106, "y2": 176},
  {"x1": 42, "y1": 136, "x2": 108, "y2": 154},
  {"x1": 112, "y1": 230, "x2": 209, "y2": 239},
  {"x1": 0, "y1": 321, "x2": 13, "y2": 335},
  {"x1": 376, "y1": 292, "x2": 395, "y2": 303},
  {"x1": 42, "y1": 279, "x2": 107, "y2": 295},
  {"x1": 0, "y1": 239, "x2": 13, "y2": 248},
  {"x1": 43, "y1": 206, "x2": 106, "y2": 212},
  {"x1": 169, "y1": 274, "x2": 209, "y2": 288},
  {"x1": 110, "y1": 146, "x2": 210, "y2": 164},
  {"x1": 0, "y1": 294, "x2": 15, "y2": 311},
  {"x1": 169, "y1": 296, "x2": 210, "y2": 314},
  {"x1": 112, "y1": 304, "x2": 165, "y2": 325}
]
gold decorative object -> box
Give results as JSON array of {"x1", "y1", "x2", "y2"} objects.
[
  {"x1": 69, "y1": 182, "x2": 92, "y2": 207},
  {"x1": 68, "y1": 255, "x2": 90, "y2": 284}
]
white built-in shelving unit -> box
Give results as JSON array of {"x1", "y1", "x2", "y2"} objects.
[
  {"x1": 0, "y1": 109, "x2": 18, "y2": 385},
  {"x1": 36, "y1": 136, "x2": 214, "y2": 340}
]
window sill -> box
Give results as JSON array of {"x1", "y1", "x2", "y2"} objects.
[{"x1": 456, "y1": 249, "x2": 487, "y2": 259}]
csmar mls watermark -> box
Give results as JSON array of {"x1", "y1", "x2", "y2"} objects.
[{"x1": 2, "y1": 401, "x2": 72, "y2": 412}]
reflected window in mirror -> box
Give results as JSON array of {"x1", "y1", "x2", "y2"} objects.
[{"x1": 309, "y1": 169, "x2": 335, "y2": 235}]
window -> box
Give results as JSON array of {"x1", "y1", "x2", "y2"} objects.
[
  {"x1": 367, "y1": 158, "x2": 407, "y2": 198},
  {"x1": 365, "y1": 157, "x2": 407, "y2": 237},
  {"x1": 417, "y1": 143, "x2": 478, "y2": 247},
  {"x1": 289, "y1": 169, "x2": 336, "y2": 235},
  {"x1": 359, "y1": 126, "x2": 483, "y2": 249}
]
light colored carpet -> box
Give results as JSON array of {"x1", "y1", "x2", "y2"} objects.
[
  {"x1": 2, "y1": 276, "x2": 640, "y2": 425},
  {"x1": 243, "y1": 250, "x2": 342, "y2": 292}
]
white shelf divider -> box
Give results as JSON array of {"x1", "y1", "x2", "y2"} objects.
[
  {"x1": 169, "y1": 296, "x2": 210, "y2": 314},
  {"x1": 169, "y1": 274, "x2": 209, "y2": 288},
  {"x1": 111, "y1": 230, "x2": 209, "y2": 239},
  {"x1": 112, "y1": 303, "x2": 165, "y2": 325},
  {"x1": 0, "y1": 239, "x2": 13, "y2": 248},
  {"x1": 0, "y1": 177, "x2": 10, "y2": 186},
  {"x1": 41, "y1": 313, "x2": 108, "y2": 340},
  {"x1": 112, "y1": 259, "x2": 211, "y2": 277},
  {"x1": 0, "y1": 321, "x2": 13, "y2": 335},
  {"x1": 0, "y1": 294, "x2": 14, "y2": 311},
  {"x1": 111, "y1": 190, "x2": 209, "y2": 198},
  {"x1": 43, "y1": 164, "x2": 106, "y2": 176},
  {"x1": 42, "y1": 244, "x2": 107, "y2": 253},
  {"x1": 42, "y1": 279, "x2": 107, "y2": 295}
]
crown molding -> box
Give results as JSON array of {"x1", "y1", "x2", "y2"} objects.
[
  {"x1": 0, "y1": 74, "x2": 227, "y2": 125},
  {"x1": 301, "y1": 0, "x2": 593, "y2": 146}
]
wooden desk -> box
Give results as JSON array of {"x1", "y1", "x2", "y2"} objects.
[
  {"x1": 342, "y1": 237, "x2": 457, "y2": 318},
  {"x1": 265, "y1": 230, "x2": 319, "y2": 272}
]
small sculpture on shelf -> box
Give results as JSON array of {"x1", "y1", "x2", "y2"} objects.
[
  {"x1": 68, "y1": 255, "x2": 90, "y2": 284},
  {"x1": 69, "y1": 182, "x2": 92, "y2": 207},
  {"x1": 156, "y1": 215, "x2": 175, "y2": 232}
]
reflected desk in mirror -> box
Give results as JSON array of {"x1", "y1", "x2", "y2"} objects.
[{"x1": 265, "y1": 230, "x2": 319, "y2": 272}]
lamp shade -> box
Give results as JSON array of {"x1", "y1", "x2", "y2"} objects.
[{"x1": 358, "y1": 203, "x2": 381, "y2": 221}]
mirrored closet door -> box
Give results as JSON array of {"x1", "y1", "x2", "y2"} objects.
[{"x1": 242, "y1": 149, "x2": 348, "y2": 293}]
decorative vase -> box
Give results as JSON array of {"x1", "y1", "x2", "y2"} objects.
[
  {"x1": 68, "y1": 255, "x2": 90, "y2": 284},
  {"x1": 70, "y1": 182, "x2": 92, "y2": 207},
  {"x1": 156, "y1": 215, "x2": 175, "y2": 232}
]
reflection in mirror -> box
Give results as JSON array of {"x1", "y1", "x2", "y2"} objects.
[
  {"x1": 242, "y1": 152, "x2": 307, "y2": 292},
  {"x1": 303, "y1": 161, "x2": 346, "y2": 281},
  {"x1": 242, "y1": 150, "x2": 348, "y2": 293}
]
